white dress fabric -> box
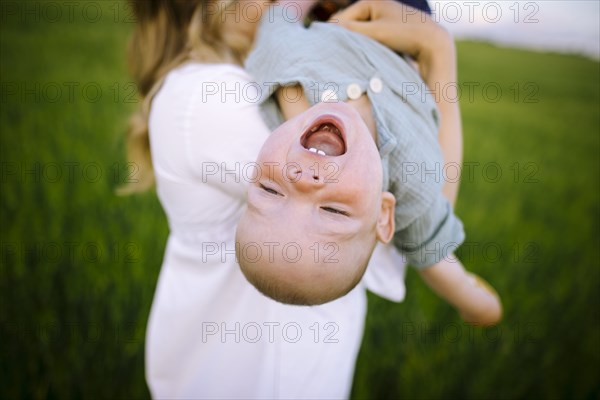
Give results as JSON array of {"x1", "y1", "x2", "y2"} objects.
[{"x1": 145, "y1": 63, "x2": 406, "y2": 399}]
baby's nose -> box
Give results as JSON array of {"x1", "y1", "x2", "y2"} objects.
[{"x1": 291, "y1": 165, "x2": 326, "y2": 192}]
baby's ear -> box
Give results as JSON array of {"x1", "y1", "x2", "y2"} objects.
[{"x1": 376, "y1": 192, "x2": 395, "y2": 244}]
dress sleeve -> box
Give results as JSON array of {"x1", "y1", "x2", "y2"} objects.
[
  {"x1": 393, "y1": 195, "x2": 465, "y2": 268},
  {"x1": 183, "y1": 67, "x2": 270, "y2": 200}
]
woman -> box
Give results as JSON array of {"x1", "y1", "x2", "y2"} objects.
[
  {"x1": 128, "y1": 1, "x2": 374, "y2": 397},
  {"x1": 125, "y1": 0, "x2": 449, "y2": 398}
]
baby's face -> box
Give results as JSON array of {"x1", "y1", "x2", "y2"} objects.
[
  {"x1": 237, "y1": 101, "x2": 394, "y2": 304},
  {"x1": 247, "y1": 101, "x2": 385, "y2": 244}
]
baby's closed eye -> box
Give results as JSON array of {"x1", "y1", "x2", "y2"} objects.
[
  {"x1": 321, "y1": 206, "x2": 349, "y2": 216},
  {"x1": 260, "y1": 183, "x2": 282, "y2": 196}
]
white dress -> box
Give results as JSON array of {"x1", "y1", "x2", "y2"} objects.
[{"x1": 145, "y1": 63, "x2": 407, "y2": 399}]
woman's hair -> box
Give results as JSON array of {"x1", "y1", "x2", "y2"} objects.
[{"x1": 122, "y1": 0, "x2": 252, "y2": 194}]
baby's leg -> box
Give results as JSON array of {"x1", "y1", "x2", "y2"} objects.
[
  {"x1": 277, "y1": 85, "x2": 377, "y2": 140},
  {"x1": 346, "y1": 94, "x2": 377, "y2": 140},
  {"x1": 276, "y1": 86, "x2": 312, "y2": 120}
]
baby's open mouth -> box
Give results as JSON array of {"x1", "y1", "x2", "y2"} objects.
[{"x1": 301, "y1": 121, "x2": 346, "y2": 156}]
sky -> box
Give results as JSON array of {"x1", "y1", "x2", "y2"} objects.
[{"x1": 430, "y1": 1, "x2": 600, "y2": 59}]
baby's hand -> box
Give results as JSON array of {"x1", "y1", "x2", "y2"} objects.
[
  {"x1": 418, "y1": 255, "x2": 503, "y2": 326},
  {"x1": 466, "y1": 272, "x2": 501, "y2": 300},
  {"x1": 459, "y1": 273, "x2": 503, "y2": 326}
]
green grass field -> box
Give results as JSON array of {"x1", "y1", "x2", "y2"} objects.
[{"x1": 1, "y1": 1, "x2": 599, "y2": 399}]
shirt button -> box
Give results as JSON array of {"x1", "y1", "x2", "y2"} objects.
[
  {"x1": 369, "y1": 77, "x2": 383, "y2": 93},
  {"x1": 346, "y1": 83, "x2": 362, "y2": 100},
  {"x1": 321, "y1": 89, "x2": 338, "y2": 102}
]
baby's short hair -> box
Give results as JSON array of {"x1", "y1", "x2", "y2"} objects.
[{"x1": 236, "y1": 231, "x2": 372, "y2": 306}]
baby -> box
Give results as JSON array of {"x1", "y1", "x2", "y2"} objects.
[
  {"x1": 236, "y1": 1, "x2": 501, "y2": 323},
  {"x1": 237, "y1": 101, "x2": 397, "y2": 304}
]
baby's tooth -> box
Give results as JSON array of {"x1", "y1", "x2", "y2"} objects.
[
  {"x1": 309, "y1": 148, "x2": 318, "y2": 153},
  {"x1": 322, "y1": 125, "x2": 330, "y2": 131},
  {"x1": 311, "y1": 126, "x2": 318, "y2": 132},
  {"x1": 317, "y1": 150, "x2": 326, "y2": 156}
]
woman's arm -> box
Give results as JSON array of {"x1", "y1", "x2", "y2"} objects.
[
  {"x1": 335, "y1": 0, "x2": 462, "y2": 205},
  {"x1": 335, "y1": 3, "x2": 502, "y2": 326},
  {"x1": 421, "y1": 32, "x2": 463, "y2": 206}
]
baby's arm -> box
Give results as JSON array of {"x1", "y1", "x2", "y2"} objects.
[
  {"x1": 408, "y1": 19, "x2": 500, "y2": 324},
  {"x1": 276, "y1": 86, "x2": 311, "y2": 120},
  {"x1": 418, "y1": 255, "x2": 502, "y2": 325}
]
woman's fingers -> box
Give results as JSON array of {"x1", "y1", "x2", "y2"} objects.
[
  {"x1": 332, "y1": 1, "x2": 399, "y2": 48},
  {"x1": 331, "y1": 0, "x2": 444, "y2": 60}
]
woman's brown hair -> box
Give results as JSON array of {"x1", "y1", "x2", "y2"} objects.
[{"x1": 122, "y1": 0, "x2": 249, "y2": 194}]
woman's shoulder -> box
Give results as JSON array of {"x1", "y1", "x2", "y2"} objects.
[
  {"x1": 157, "y1": 62, "x2": 260, "y2": 110},
  {"x1": 166, "y1": 62, "x2": 253, "y2": 85}
]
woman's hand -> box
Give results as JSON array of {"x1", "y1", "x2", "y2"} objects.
[
  {"x1": 330, "y1": 0, "x2": 455, "y2": 86},
  {"x1": 332, "y1": 0, "x2": 451, "y2": 68}
]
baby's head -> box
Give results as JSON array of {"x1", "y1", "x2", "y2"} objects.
[{"x1": 236, "y1": 102, "x2": 395, "y2": 305}]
